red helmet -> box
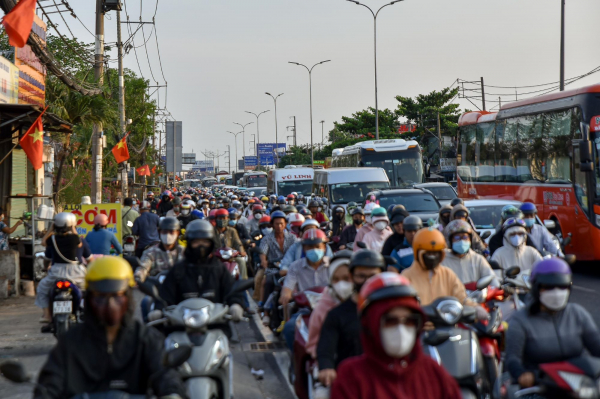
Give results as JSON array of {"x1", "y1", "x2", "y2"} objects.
[
  {"x1": 301, "y1": 228, "x2": 327, "y2": 245},
  {"x1": 287, "y1": 212, "x2": 305, "y2": 227},
  {"x1": 93, "y1": 214, "x2": 109, "y2": 226},
  {"x1": 208, "y1": 209, "x2": 218, "y2": 219},
  {"x1": 252, "y1": 204, "x2": 264, "y2": 212},
  {"x1": 215, "y1": 209, "x2": 229, "y2": 218},
  {"x1": 287, "y1": 194, "x2": 296, "y2": 200},
  {"x1": 259, "y1": 216, "x2": 271, "y2": 226},
  {"x1": 357, "y1": 272, "x2": 419, "y2": 315}
]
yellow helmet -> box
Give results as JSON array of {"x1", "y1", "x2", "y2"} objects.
[
  {"x1": 85, "y1": 257, "x2": 135, "y2": 293},
  {"x1": 412, "y1": 227, "x2": 447, "y2": 259}
]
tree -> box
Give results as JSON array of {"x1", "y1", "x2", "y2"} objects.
[
  {"x1": 331, "y1": 107, "x2": 399, "y2": 140},
  {"x1": 277, "y1": 145, "x2": 311, "y2": 167}
]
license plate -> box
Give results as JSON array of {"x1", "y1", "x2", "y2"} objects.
[
  {"x1": 53, "y1": 301, "x2": 72, "y2": 314},
  {"x1": 124, "y1": 244, "x2": 135, "y2": 252}
]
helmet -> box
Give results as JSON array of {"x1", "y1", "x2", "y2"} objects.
[
  {"x1": 328, "y1": 250, "x2": 353, "y2": 279},
  {"x1": 349, "y1": 249, "x2": 386, "y2": 271},
  {"x1": 520, "y1": 202, "x2": 537, "y2": 214},
  {"x1": 530, "y1": 258, "x2": 572, "y2": 300},
  {"x1": 140, "y1": 200, "x2": 152, "y2": 210},
  {"x1": 333, "y1": 206, "x2": 345, "y2": 214},
  {"x1": 357, "y1": 272, "x2": 419, "y2": 316},
  {"x1": 284, "y1": 205, "x2": 298, "y2": 214},
  {"x1": 450, "y1": 198, "x2": 464, "y2": 207},
  {"x1": 147, "y1": 192, "x2": 154, "y2": 197},
  {"x1": 287, "y1": 194, "x2": 296, "y2": 200},
  {"x1": 186, "y1": 220, "x2": 215, "y2": 241},
  {"x1": 231, "y1": 201, "x2": 242, "y2": 210},
  {"x1": 439, "y1": 204, "x2": 452, "y2": 217},
  {"x1": 390, "y1": 207, "x2": 409, "y2": 225},
  {"x1": 402, "y1": 215, "x2": 422, "y2": 231},
  {"x1": 299, "y1": 207, "x2": 313, "y2": 217},
  {"x1": 444, "y1": 220, "x2": 472, "y2": 242},
  {"x1": 159, "y1": 216, "x2": 181, "y2": 231},
  {"x1": 181, "y1": 201, "x2": 192, "y2": 211},
  {"x1": 501, "y1": 205, "x2": 523, "y2": 221},
  {"x1": 85, "y1": 257, "x2": 135, "y2": 292},
  {"x1": 215, "y1": 208, "x2": 229, "y2": 218},
  {"x1": 162, "y1": 190, "x2": 172, "y2": 198},
  {"x1": 363, "y1": 202, "x2": 380, "y2": 215},
  {"x1": 346, "y1": 201, "x2": 358, "y2": 211},
  {"x1": 371, "y1": 207, "x2": 389, "y2": 225},
  {"x1": 172, "y1": 197, "x2": 182, "y2": 206},
  {"x1": 301, "y1": 219, "x2": 320, "y2": 230},
  {"x1": 412, "y1": 227, "x2": 446, "y2": 258},
  {"x1": 287, "y1": 212, "x2": 305, "y2": 227},
  {"x1": 94, "y1": 214, "x2": 109, "y2": 226},
  {"x1": 259, "y1": 216, "x2": 272, "y2": 226},
  {"x1": 270, "y1": 210, "x2": 286, "y2": 223},
  {"x1": 261, "y1": 196, "x2": 269, "y2": 202},
  {"x1": 351, "y1": 207, "x2": 365, "y2": 216},
  {"x1": 450, "y1": 204, "x2": 469, "y2": 220},
  {"x1": 308, "y1": 200, "x2": 319, "y2": 208},
  {"x1": 54, "y1": 212, "x2": 77, "y2": 230},
  {"x1": 277, "y1": 196, "x2": 286, "y2": 204},
  {"x1": 182, "y1": 194, "x2": 192, "y2": 200},
  {"x1": 502, "y1": 217, "x2": 526, "y2": 234},
  {"x1": 301, "y1": 228, "x2": 327, "y2": 245},
  {"x1": 252, "y1": 204, "x2": 264, "y2": 213}
]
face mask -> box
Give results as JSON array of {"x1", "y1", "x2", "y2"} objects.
[
  {"x1": 509, "y1": 235, "x2": 525, "y2": 247},
  {"x1": 181, "y1": 209, "x2": 190, "y2": 216},
  {"x1": 173, "y1": 207, "x2": 180, "y2": 213},
  {"x1": 380, "y1": 324, "x2": 417, "y2": 358},
  {"x1": 216, "y1": 219, "x2": 228, "y2": 228},
  {"x1": 203, "y1": 204, "x2": 209, "y2": 209},
  {"x1": 374, "y1": 221, "x2": 388, "y2": 231},
  {"x1": 261, "y1": 227, "x2": 273, "y2": 235},
  {"x1": 306, "y1": 248, "x2": 325, "y2": 263},
  {"x1": 186, "y1": 243, "x2": 211, "y2": 262},
  {"x1": 90, "y1": 294, "x2": 129, "y2": 327},
  {"x1": 318, "y1": 207, "x2": 323, "y2": 212},
  {"x1": 228, "y1": 220, "x2": 237, "y2": 226},
  {"x1": 452, "y1": 240, "x2": 471, "y2": 255},
  {"x1": 524, "y1": 218, "x2": 535, "y2": 228},
  {"x1": 353, "y1": 218, "x2": 363, "y2": 226},
  {"x1": 332, "y1": 281, "x2": 353, "y2": 301},
  {"x1": 420, "y1": 252, "x2": 441, "y2": 270},
  {"x1": 539, "y1": 288, "x2": 570, "y2": 311},
  {"x1": 441, "y1": 215, "x2": 450, "y2": 225},
  {"x1": 160, "y1": 233, "x2": 178, "y2": 246},
  {"x1": 254, "y1": 213, "x2": 263, "y2": 220}
]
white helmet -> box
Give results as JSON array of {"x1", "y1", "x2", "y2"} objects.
[
  {"x1": 363, "y1": 202, "x2": 380, "y2": 215},
  {"x1": 54, "y1": 212, "x2": 77, "y2": 232}
]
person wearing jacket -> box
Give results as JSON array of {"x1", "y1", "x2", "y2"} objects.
[
  {"x1": 437, "y1": 204, "x2": 452, "y2": 231},
  {"x1": 353, "y1": 202, "x2": 380, "y2": 251},
  {"x1": 331, "y1": 206, "x2": 346, "y2": 238},
  {"x1": 488, "y1": 205, "x2": 534, "y2": 256},
  {"x1": 308, "y1": 200, "x2": 328, "y2": 224},
  {"x1": 85, "y1": 214, "x2": 123, "y2": 256},
  {"x1": 520, "y1": 202, "x2": 562, "y2": 256},
  {"x1": 331, "y1": 272, "x2": 462, "y2": 399},
  {"x1": 443, "y1": 220, "x2": 499, "y2": 286},
  {"x1": 362, "y1": 207, "x2": 393, "y2": 253},
  {"x1": 505, "y1": 258, "x2": 600, "y2": 388},
  {"x1": 446, "y1": 204, "x2": 486, "y2": 254},
  {"x1": 338, "y1": 208, "x2": 364, "y2": 250},
  {"x1": 35, "y1": 257, "x2": 184, "y2": 399},
  {"x1": 135, "y1": 217, "x2": 185, "y2": 282},
  {"x1": 381, "y1": 206, "x2": 409, "y2": 256},
  {"x1": 177, "y1": 200, "x2": 199, "y2": 229},
  {"x1": 390, "y1": 215, "x2": 422, "y2": 271},
  {"x1": 279, "y1": 219, "x2": 333, "y2": 272},
  {"x1": 156, "y1": 191, "x2": 173, "y2": 216},
  {"x1": 491, "y1": 218, "x2": 542, "y2": 275}
]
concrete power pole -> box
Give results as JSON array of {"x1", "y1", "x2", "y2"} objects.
[
  {"x1": 117, "y1": 9, "x2": 128, "y2": 197},
  {"x1": 91, "y1": 0, "x2": 105, "y2": 204}
]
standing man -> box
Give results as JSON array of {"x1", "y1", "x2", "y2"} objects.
[
  {"x1": 132, "y1": 201, "x2": 160, "y2": 258},
  {"x1": 121, "y1": 198, "x2": 139, "y2": 241}
]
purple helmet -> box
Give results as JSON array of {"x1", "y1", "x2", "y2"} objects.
[{"x1": 530, "y1": 258, "x2": 572, "y2": 300}]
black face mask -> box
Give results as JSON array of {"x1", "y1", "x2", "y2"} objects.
[
  {"x1": 89, "y1": 293, "x2": 129, "y2": 327},
  {"x1": 353, "y1": 218, "x2": 363, "y2": 226},
  {"x1": 186, "y1": 244, "x2": 212, "y2": 263},
  {"x1": 421, "y1": 252, "x2": 442, "y2": 271},
  {"x1": 440, "y1": 215, "x2": 450, "y2": 224}
]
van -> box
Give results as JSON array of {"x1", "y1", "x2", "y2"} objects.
[
  {"x1": 313, "y1": 167, "x2": 390, "y2": 215},
  {"x1": 268, "y1": 167, "x2": 315, "y2": 196}
]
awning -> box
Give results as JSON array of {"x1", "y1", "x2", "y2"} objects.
[{"x1": 0, "y1": 104, "x2": 73, "y2": 134}]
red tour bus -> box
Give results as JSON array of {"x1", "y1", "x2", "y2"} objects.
[{"x1": 456, "y1": 84, "x2": 600, "y2": 261}]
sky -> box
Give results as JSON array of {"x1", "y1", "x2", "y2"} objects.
[{"x1": 32, "y1": 0, "x2": 600, "y2": 167}]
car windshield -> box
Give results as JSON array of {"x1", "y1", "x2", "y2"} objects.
[
  {"x1": 363, "y1": 149, "x2": 424, "y2": 185},
  {"x1": 277, "y1": 180, "x2": 313, "y2": 196},
  {"x1": 247, "y1": 176, "x2": 267, "y2": 187},
  {"x1": 466, "y1": 205, "x2": 505, "y2": 229},
  {"x1": 330, "y1": 182, "x2": 389, "y2": 204},
  {"x1": 424, "y1": 186, "x2": 457, "y2": 200},
  {"x1": 376, "y1": 193, "x2": 440, "y2": 213}
]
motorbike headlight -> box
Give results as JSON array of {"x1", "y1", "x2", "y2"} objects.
[
  {"x1": 436, "y1": 299, "x2": 463, "y2": 325},
  {"x1": 220, "y1": 249, "x2": 233, "y2": 260},
  {"x1": 183, "y1": 307, "x2": 210, "y2": 329},
  {"x1": 206, "y1": 336, "x2": 228, "y2": 371},
  {"x1": 158, "y1": 275, "x2": 166, "y2": 284},
  {"x1": 304, "y1": 291, "x2": 321, "y2": 310},
  {"x1": 558, "y1": 372, "x2": 597, "y2": 398}
]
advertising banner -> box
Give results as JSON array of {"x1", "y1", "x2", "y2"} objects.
[
  {"x1": 15, "y1": 15, "x2": 46, "y2": 107},
  {"x1": 0, "y1": 56, "x2": 19, "y2": 104},
  {"x1": 257, "y1": 143, "x2": 286, "y2": 165},
  {"x1": 244, "y1": 156, "x2": 257, "y2": 166},
  {"x1": 66, "y1": 203, "x2": 123, "y2": 244}
]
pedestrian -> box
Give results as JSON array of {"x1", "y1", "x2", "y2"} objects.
[{"x1": 0, "y1": 207, "x2": 24, "y2": 250}]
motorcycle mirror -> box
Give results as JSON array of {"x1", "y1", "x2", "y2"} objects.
[
  {"x1": 562, "y1": 236, "x2": 572, "y2": 247},
  {"x1": 319, "y1": 221, "x2": 329, "y2": 229},
  {"x1": 0, "y1": 360, "x2": 30, "y2": 383},
  {"x1": 355, "y1": 241, "x2": 367, "y2": 249},
  {"x1": 138, "y1": 280, "x2": 161, "y2": 300},
  {"x1": 422, "y1": 330, "x2": 451, "y2": 347},
  {"x1": 479, "y1": 231, "x2": 491, "y2": 240},
  {"x1": 488, "y1": 260, "x2": 502, "y2": 270},
  {"x1": 383, "y1": 255, "x2": 397, "y2": 266},
  {"x1": 564, "y1": 254, "x2": 576, "y2": 265},
  {"x1": 476, "y1": 274, "x2": 494, "y2": 290},
  {"x1": 505, "y1": 266, "x2": 521, "y2": 278},
  {"x1": 163, "y1": 345, "x2": 193, "y2": 369},
  {"x1": 224, "y1": 278, "x2": 255, "y2": 303}
]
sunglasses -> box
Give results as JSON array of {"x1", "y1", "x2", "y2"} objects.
[{"x1": 381, "y1": 314, "x2": 422, "y2": 329}]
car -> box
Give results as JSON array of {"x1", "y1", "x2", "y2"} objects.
[
  {"x1": 362, "y1": 188, "x2": 441, "y2": 224},
  {"x1": 414, "y1": 182, "x2": 458, "y2": 206}
]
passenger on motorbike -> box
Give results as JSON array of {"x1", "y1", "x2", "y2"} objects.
[
  {"x1": 338, "y1": 208, "x2": 364, "y2": 250},
  {"x1": 331, "y1": 273, "x2": 462, "y2": 399},
  {"x1": 331, "y1": 206, "x2": 346, "y2": 239},
  {"x1": 156, "y1": 191, "x2": 173, "y2": 216},
  {"x1": 177, "y1": 199, "x2": 199, "y2": 229},
  {"x1": 36, "y1": 213, "x2": 86, "y2": 324},
  {"x1": 390, "y1": 215, "x2": 422, "y2": 272},
  {"x1": 213, "y1": 208, "x2": 248, "y2": 279},
  {"x1": 443, "y1": 220, "x2": 499, "y2": 287},
  {"x1": 121, "y1": 197, "x2": 140, "y2": 240},
  {"x1": 281, "y1": 229, "x2": 331, "y2": 350},
  {"x1": 505, "y1": 258, "x2": 600, "y2": 388},
  {"x1": 353, "y1": 202, "x2": 380, "y2": 251},
  {"x1": 363, "y1": 207, "x2": 393, "y2": 253},
  {"x1": 246, "y1": 204, "x2": 266, "y2": 233},
  {"x1": 490, "y1": 218, "x2": 542, "y2": 275},
  {"x1": 228, "y1": 207, "x2": 250, "y2": 245},
  {"x1": 166, "y1": 197, "x2": 182, "y2": 218},
  {"x1": 135, "y1": 216, "x2": 185, "y2": 282},
  {"x1": 85, "y1": 214, "x2": 123, "y2": 256},
  {"x1": 280, "y1": 219, "x2": 334, "y2": 273},
  {"x1": 447, "y1": 204, "x2": 487, "y2": 254},
  {"x1": 35, "y1": 257, "x2": 184, "y2": 399},
  {"x1": 132, "y1": 201, "x2": 161, "y2": 258},
  {"x1": 520, "y1": 202, "x2": 563, "y2": 256},
  {"x1": 437, "y1": 204, "x2": 452, "y2": 230},
  {"x1": 146, "y1": 191, "x2": 159, "y2": 213},
  {"x1": 316, "y1": 249, "x2": 385, "y2": 388},
  {"x1": 382, "y1": 206, "x2": 408, "y2": 256},
  {"x1": 488, "y1": 205, "x2": 535, "y2": 256},
  {"x1": 287, "y1": 212, "x2": 305, "y2": 238}
]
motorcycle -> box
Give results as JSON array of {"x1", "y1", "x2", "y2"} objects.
[
  {"x1": 48, "y1": 278, "x2": 83, "y2": 337},
  {"x1": 214, "y1": 247, "x2": 241, "y2": 280},
  {"x1": 139, "y1": 278, "x2": 254, "y2": 399},
  {"x1": 123, "y1": 235, "x2": 136, "y2": 257}
]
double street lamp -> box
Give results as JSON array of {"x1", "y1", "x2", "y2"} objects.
[
  {"x1": 265, "y1": 92, "x2": 284, "y2": 166},
  {"x1": 289, "y1": 60, "x2": 331, "y2": 167},
  {"x1": 227, "y1": 131, "x2": 242, "y2": 172},
  {"x1": 245, "y1": 110, "x2": 270, "y2": 167},
  {"x1": 233, "y1": 121, "x2": 253, "y2": 171},
  {"x1": 345, "y1": 0, "x2": 402, "y2": 139}
]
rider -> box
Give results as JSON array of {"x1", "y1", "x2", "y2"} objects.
[
  {"x1": 166, "y1": 197, "x2": 182, "y2": 217},
  {"x1": 85, "y1": 214, "x2": 123, "y2": 256},
  {"x1": 390, "y1": 215, "x2": 423, "y2": 271},
  {"x1": 286, "y1": 212, "x2": 305, "y2": 238},
  {"x1": 331, "y1": 273, "x2": 462, "y2": 399},
  {"x1": 488, "y1": 205, "x2": 534, "y2": 256},
  {"x1": 505, "y1": 258, "x2": 600, "y2": 389},
  {"x1": 213, "y1": 208, "x2": 248, "y2": 279},
  {"x1": 135, "y1": 216, "x2": 185, "y2": 282},
  {"x1": 156, "y1": 191, "x2": 173, "y2": 216},
  {"x1": 317, "y1": 249, "x2": 386, "y2": 388},
  {"x1": 362, "y1": 207, "x2": 392, "y2": 253},
  {"x1": 443, "y1": 220, "x2": 498, "y2": 286},
  {"x1": 490, "y1": 218, "x2": 542, "y2": 274},
  {"x1": 338, "y1": 207, "x2": 365, "y2": 250},
  {"x1": 447, "y1": 204, "x2": 486, "y2": 254},
  {"x1": 246, "y1": 203, "x2": 266, "y2": 234},
  {"x1": 344, "y1": 201, "x2": 358, "y2": 224},
  {"x1": 437, "y1": 204, "x2": 452, "y2": 231},
  {"x1": 308, "y1": 199, "x2": 328, "y2": 224},
  {"x1": 177, "y1": 199, "x2": 199, "y2": 229},
  {"x1": 354, "y1": 202, "x2": 379, "y2": 250},
  {"x1": 331, "y1": 206, "x2": 347, "y2": 239},
  {"x1": 146, "y1": 191, "x2": 159, "y2": 213},
  {"x1": 280, "y1": 219, "x2": 334, "y2": 272},
  {"x1": 520, "y1": 202, "x2": 562, "y2": 256},
  {"x1": 132, "y1": 200, "x2": 160, "y2": 258},
  {"x1": 121, "y1": 197, "x2": 140, "y2": 240},
  {"x1": 34, "y1": 257, "x2": 184, "y2": 399},
  {"x1": 382, "y1": 206, "x2": 409, "y2": 256}
]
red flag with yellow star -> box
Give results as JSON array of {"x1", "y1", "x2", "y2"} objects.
[
  {"x1": 1, "y1": 0, "x2": 36, "y2": 48},
  {"x1": 19, "y1": 108, "x2": 46, "y2": 170},
  {"x1": 136, "y1": 165, "x2": 150, "y2": 176},
  {"x1": 111, "y1": 134, "x2": 130, "y2": 164}
]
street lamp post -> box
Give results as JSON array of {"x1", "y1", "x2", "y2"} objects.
[
  {"x1": 320, "y1": 120, "x2": 325, "y2": 146},
  {"x1": 560, "y1": 0, "x2": 565, "y2": 91},
  {"x1": 233, "y1": 121, "x2": 254, "y2": 171},
  {"x1": 245, "y1": 110, "x2": 270, "y2": 167},
  {"x1": 227, "y1": 131, "x2": 242, "y2": 172},
  {"x1": 265, "y1": 93, "x2": 284, "y2": 167},
  {"x1": 289, "y1": 60, "x2": 331, "y2": 167},
  {"x1": 345, "y1": 0, "x2": 402, "y2": 139}
]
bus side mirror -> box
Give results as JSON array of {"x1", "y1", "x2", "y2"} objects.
[{"x1": 579, "y1": 141, "x2": 594, "y2": 172}]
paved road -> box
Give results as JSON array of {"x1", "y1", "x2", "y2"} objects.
[{"x1": 0, "y1": 291, "x2": 295, "y2": 399}]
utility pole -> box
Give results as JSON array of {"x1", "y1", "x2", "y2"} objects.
[
  {"x1": 480, "y1": 77, "x2": 486, "y2": 111},
  {"x1": 226, "y1": 145, "x2": 231, "y2": 174},
  {"x1": 320, "y1": 120, "x2": 325, "y2": 145},
  {"x1": 117, "y1": 9, "x2": 128, "y2": 197},
  {"x1": 560, "y1": 0, "x2": 565, "y2": 91},
  {"x1": 91, "y1": 0, "x2": 104, "y2": 204},
  {"x1": 293, "y1": 116, "x2": 297, "y2": 147},
  {"x1": 437, "y1": 112, "x2": 442, "y2": 158}
]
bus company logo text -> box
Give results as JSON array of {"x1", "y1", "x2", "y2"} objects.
[
  {"x1": 543, "y1": 191, "x2": 565, "y2": 206},
  {"x1": 282, "y1": 175, "x2": 311, "y2": 180}
]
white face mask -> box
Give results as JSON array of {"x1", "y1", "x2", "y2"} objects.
[
  {"x1": 332, "y1": 281, "x2": 353, "y2": 301},
  {"x1": 539, "y1": 288, "x2": 570, "y2": 311},
  {"x1": 181, "y1": 209, "x2": 190, "y2": 216},
  {"x1": 380, "y1": 324, "x2": 417, "y2": 358},
  {"x1": 374, "y1": 221, "x2": 388, "y2": 231},
  {"x1": 365, "y1": 215, "x2": 372, "y2": 224},
  {"x1": 261, "y1": 227, "x2": 273, "y2": 235},
  {"x1": 254, "y1": 213, "x2": 263, "y2": 220},
  {"x1": 160, "y1": 233, "x2": 178, "y2": 246},
  {"x1": 509, "y1": 235, "x2": 525, "y2": 247}
]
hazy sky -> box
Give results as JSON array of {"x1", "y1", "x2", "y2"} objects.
[{"x1": 34, "y1": 0, "x2": 600, "y2": 166}]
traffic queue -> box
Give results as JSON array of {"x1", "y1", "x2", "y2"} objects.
[{"x1": 2, "y1": 181, "x2": 599, "y2": 399}]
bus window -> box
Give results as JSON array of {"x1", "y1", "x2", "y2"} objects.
[
  {"x1": 573, "y1": 145, "x2": 590, "y2": 215},
  {"x1": 458, "y1": 125, "x2": 477, "y2": 183},
  {"x1": 477, "y1": 122, "x2": 496, "y2": 182},
  {"x1": 545, "y1": 109, "x2": 573, "y2": 183},
  {"x1": 516, "y1": 114, "x2": 541, "y2": 182},
  {"x1": 496, "y1": 119, "x2": 517, "y2": 182}
]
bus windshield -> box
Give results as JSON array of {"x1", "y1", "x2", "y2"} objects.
[
  {"x1": 330, "y1": 181, "x2": 389, "y2": 204},
  {"x1": 277, "y1": 180, "x2": 313, "y2": 196},
  {"x1": 247, "y1": 176, "x2": 267, "y2": 187},
  {"x1": 363, "y1": 149, "x2": 423, "y2": 186}
]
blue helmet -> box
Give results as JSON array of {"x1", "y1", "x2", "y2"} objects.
[
  {"x1": 270, "y1": 210, "x2": 286, "y2": 223},
  {"x1": 519, "y1": 202, "x2": 537, "y2": 214}
]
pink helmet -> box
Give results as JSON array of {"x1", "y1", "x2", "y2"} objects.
[{"x1": 94, "y1": 214, "x2": 109, "y2": 226}]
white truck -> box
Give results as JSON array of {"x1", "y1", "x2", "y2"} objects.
[{"x1": 267, "y1": 167, "x2": 315, "y2": 197}]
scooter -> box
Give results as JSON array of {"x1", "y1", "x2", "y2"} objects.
[
  {"x1": 214, "y1": 247, "x2": 241, "y2": 280},
  {"x1": 48, "y1": 278, "x2": 83, "y2": 337},
  {"x1": 122, "y1": 235, "x2": 136, "y2": 257},
  {"x1": 140, "y1": 279, "x2": 254, "y2": 399}
]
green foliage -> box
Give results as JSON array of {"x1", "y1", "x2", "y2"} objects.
[{"x1": 331, "y1": 107, "x2": 399, "y2": 140}]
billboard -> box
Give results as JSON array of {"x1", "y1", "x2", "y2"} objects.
[
  {"x1": 66, "y1": 203, "x2": 123, "y2": 244},
  {"x1": 0, "y1": 56, "x2": 19, "y2": 104},
  {"x1": 182, "y1": 153, "x2": 196, "y2": 164},
  {"x1": 244, "y1": 156, "x2": 257, "y2": 169},
  {"x1": 15, "y1": 15, "x2": 46, "y2": 107},
  {"x1": 257, "y1": 143, "x2": 286, "y2": 166},
  {"x1": 166, "y1": 121, "x2": 182, "y2": 172},
  {"x1": 192, "y1": 160, "x2": 214, "y2": 173}
]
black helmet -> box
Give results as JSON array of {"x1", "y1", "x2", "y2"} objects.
[
  {"x1": 308, "y1": 200, "x2": 319, "y2": 208},
  {"x1": 450, "y1": 198, "x2": 464, "y2": 207},
  {"x1": 402, "y1": 215, "x2": 423, "y2": 231},
  {"x1": 351, "y1": 207, "x2": 365, "y2": 216},
  {"x1": 159, "y1": 216, "x2": 181, "y2": 231},
  {"x1": 185, "y1": 220, "x2": 215, "y2": 240},
  {"x1": 349, "y1": 249, "x2": 386, "y2": 271},
  {"x1": 390, "y1": 207, "x2": 410, "y2": 225},
  {"x1": 172, "y1": 197, "x2": 182, "y2": 206}
]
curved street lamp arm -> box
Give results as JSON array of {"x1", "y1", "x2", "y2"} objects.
[
  {"x1": 375, "y1": 0, "x2": 402, "y2": 18},
  {"x1": 346, "y1": 0, "x2": 375, "y2": 18},
  {"x1": 289, "y1": 61, "x2": 310, "y2": 73},
  {"x1": 310, "y1": 60, "x2": 331, "y2": 73}
]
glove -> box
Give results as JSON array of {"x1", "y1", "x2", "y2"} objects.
[
  {"x1": 134, "y1": 270, "x2": 145, "y2": 282},
  {"x1": 148, "y1": 309, "x2": 163, "y2": 322},
  {"x1": 229, "y1": 304, "x2": 244, "y2": 322},
  {"x1": 476, "y1": 306, "x2": 489, "y2": 321}
]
